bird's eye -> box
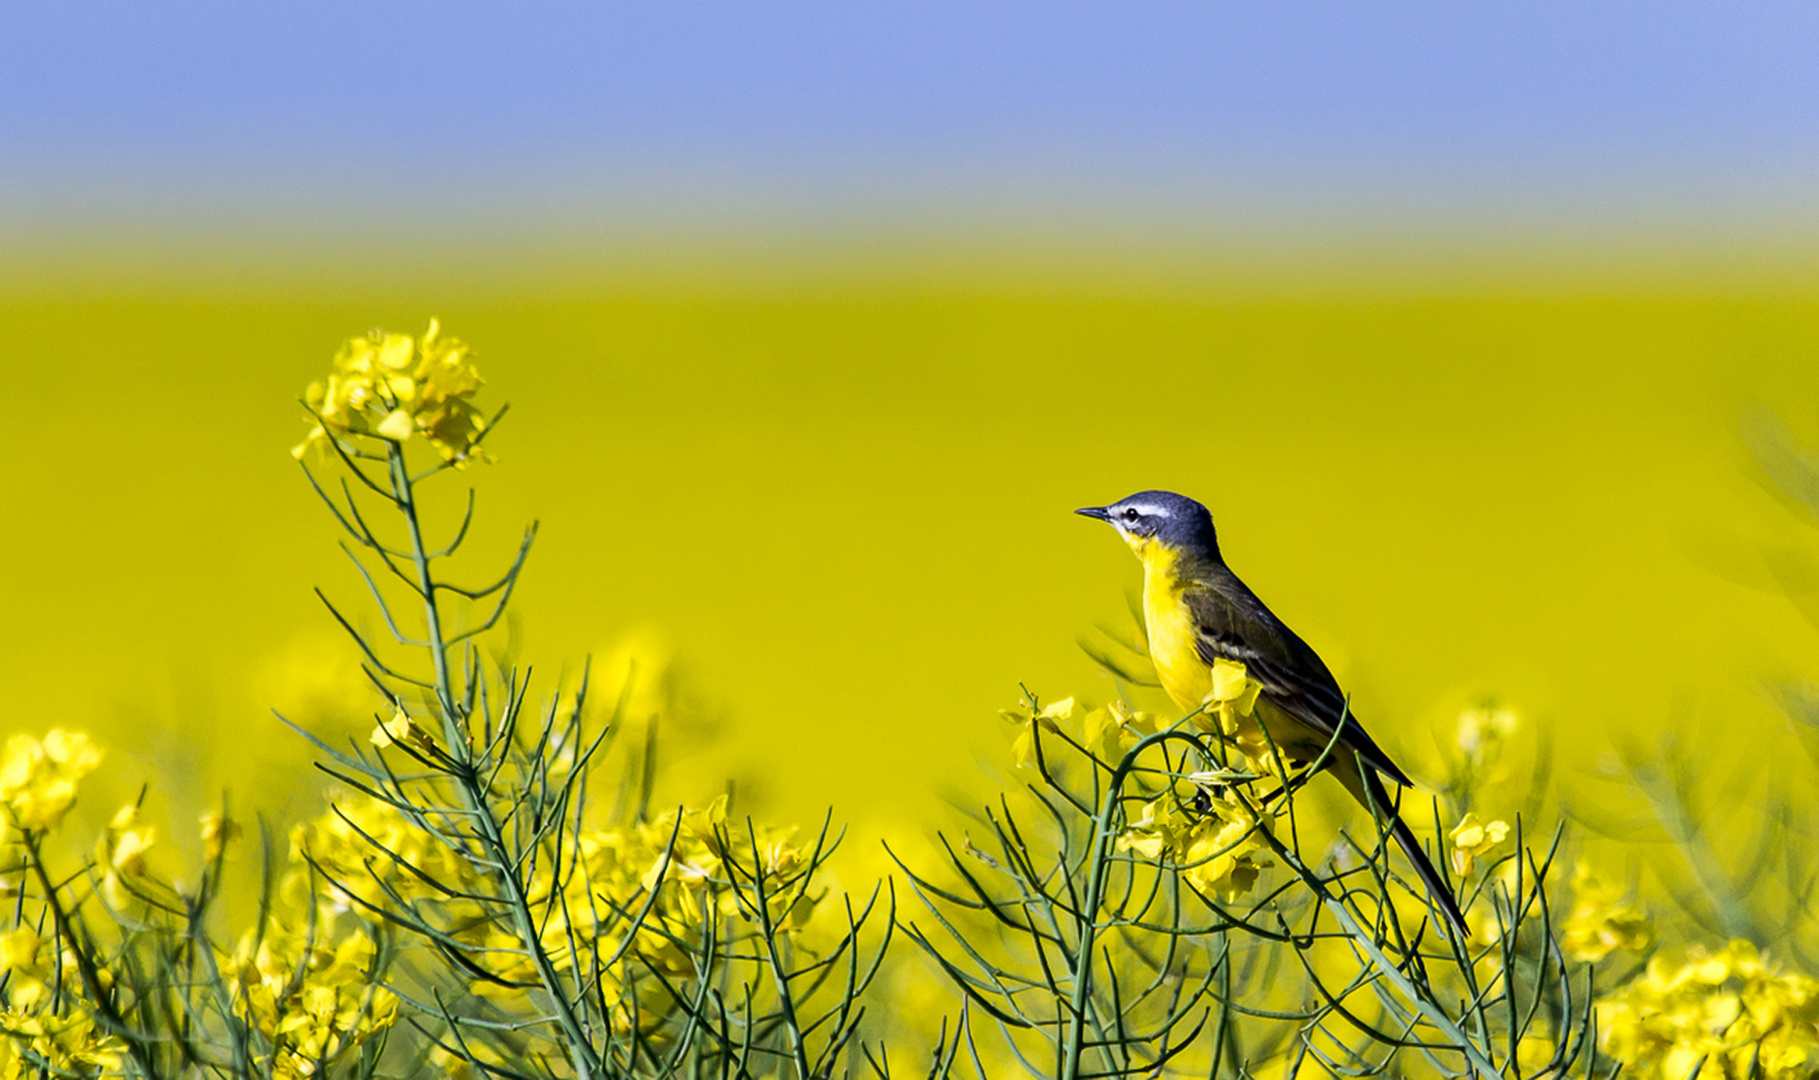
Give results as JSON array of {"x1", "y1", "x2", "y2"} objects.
[{"x1": 1122, "y1": 507, "x2": 1140, "y2": 522}]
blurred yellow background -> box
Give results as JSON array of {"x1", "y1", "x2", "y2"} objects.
[{"x1": 4, "y1": 255, "x2": 1818, "y2": 843}]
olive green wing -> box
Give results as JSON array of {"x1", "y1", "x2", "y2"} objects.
[{"x1": 1183, "y1": 576, "x2": 1413, "y2": 787}]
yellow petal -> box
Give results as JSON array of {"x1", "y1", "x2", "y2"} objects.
[
  {"x1": 0, "y1": 735, "x2": 42, "y2": 794},
  {"x1": 376, "y1": 409, "x2": 415, "y2": 441},
  {"x1": 1010, "y1": 726, "x2": 1038, "y2": 770},
  {"x1": 1118, "y1": 832, "x2": 1166, "y2": 860},
  {"x1": 0, "y1": 927, "x2": 39, "y2": 972},
  {"x1": 112, "y1": 827, "x2": 154, "y2": 875},
  {"x1": 1209, "y1": 658, "x2": 1251, "y2": 702},
  {"x1": 43, "y1": 730, "x2": 101, "y2": 776},
  {"x1": 200, "y1": 810, "x2": 240, "y2": 862},
  {"x1": 292, "y1": 425, "x2": 325, "y2": 459},
  {"x1": 378, "y1": 333, "x2": 414, "y2": 370},
  {"x1": 1450, "y1": 812, "x2": 1506, "y2": 856}
]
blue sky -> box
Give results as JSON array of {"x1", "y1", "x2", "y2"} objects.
[{"x1": 4, "y1": 3, "x2": 1816, "y2": 242}]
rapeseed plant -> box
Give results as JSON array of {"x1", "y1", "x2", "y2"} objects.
[
  {"x1": 284, "y1": 321, "x2": 892, "y2": 1078},
  {"x1": 0, "y1": 731, "x2": 102, "y2": 833},
  {"x1": 892, "y1": 680, "x2": 1595, "y2": 1079}
]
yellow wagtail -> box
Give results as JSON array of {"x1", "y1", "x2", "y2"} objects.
[{"x1": 1078, "y1": 490, "x2": 1467, "y2": 937}]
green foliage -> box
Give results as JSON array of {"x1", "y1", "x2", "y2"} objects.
[{"x1": 887, "y1": 691, "x2": 1594, "y2": 1079}]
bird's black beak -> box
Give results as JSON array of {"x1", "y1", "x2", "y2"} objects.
[{"x1": 1075, "y1": 506, "x2": 1112, "y2": 522}]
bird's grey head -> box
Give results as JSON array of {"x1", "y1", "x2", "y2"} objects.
[{"x1": 1075, "y1": 490, "x2": 1219, "y2": 553}]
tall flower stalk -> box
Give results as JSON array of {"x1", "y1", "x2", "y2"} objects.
[{"x1": 287, "y1": 321, "x2": 890, "y2": 1079}]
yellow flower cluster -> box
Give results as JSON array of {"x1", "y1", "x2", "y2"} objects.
[
  {"x1": 0, "y1": 1007, "x2": 122, "y2": 1078},
  {"x1": 0, "y1": 925, "x2": 124, "y2": 1078},
  {"x1": 288, "y1": 786, "x2": 809, "y2": 1023},
  {"x1": 194, "y1": 797, "x2": 412, "y2": 1078},
  {"x1": 0, "y1": 728, "x2": 391, "y2": 1080},
  {"x1": 292, "y1": 319, "x2": 489, "y2": 463},
  {"x1": 0, "y1": 738, "x2": 144, "y2": 1078},
  {"x1": 0, "y1": 927, "x2": 60, "y2": 1010},
  {"x1": 480, "y1": 795, "x2": 812, "y2": 1021},
  {"x1": 226, "y1": 920, "x2": 397, "y2": 1080},
  {"x1": 633, "y1": 796, "x2": 815, "y2": 932},
  {"x1": 289, "y1": 790, "x2": 476, "y2": 915},
  {"x1": 1598, "y1": 940, "x2": 1819, "y2": 1079},
  {"x1": 1117, "y1": 787, "x2": 1272, "y2": 900},
  {"x1": 0, "y1": 730, "x2": 101, "y2": 832},
  {"x1": 1560, "y1": 858, "x2": 1651, "y2": 962}
]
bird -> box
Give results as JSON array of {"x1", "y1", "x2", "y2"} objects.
[{"x1": 1076, "y1": 490, "x2": 1468, "y2": 938}]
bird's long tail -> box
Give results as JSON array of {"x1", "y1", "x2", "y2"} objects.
[{"x1": 1331, "y1": 757, "x2": 1469, "y2": 940}]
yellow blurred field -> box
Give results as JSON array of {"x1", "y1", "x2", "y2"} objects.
[{"x1": 4, "y1": 258, "x2": 1818, "y2": 838}]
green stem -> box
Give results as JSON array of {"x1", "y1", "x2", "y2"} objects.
[
  {"x1": 1059, "y1": 729, "x2": 1203, "y2": 1080},
  {"x1": 20, "y1": 828, "x2": 162, "y2": 1080},
  {"x1": 1254, "y1": 824, "x2": 1503, "y2": 1080},
  {"x1": 187, "y1": 895, "x2": 262, "y2": 1078},
  {"x1": 745, "y1": 826, "x2": 814, "y2": 1080},
  {"x1": 386, "y1": 444, "x2": 601, "y2": 1080}
]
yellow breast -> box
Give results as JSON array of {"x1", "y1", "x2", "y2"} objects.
[
  {"x1": 1138, "y1": 541, "x2": 1301, "y2": 769},
  {"x1": 1138, "y1": 541, "x2": 1214, "y2": 713}
]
